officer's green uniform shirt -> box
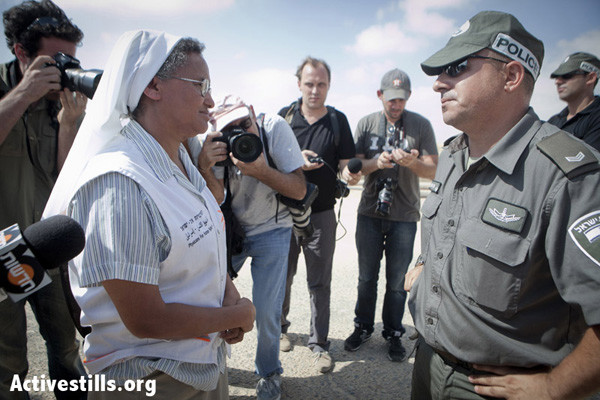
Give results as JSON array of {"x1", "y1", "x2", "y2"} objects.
[
  {"x1": 409, "y1": 108, "x2": 600, "y2": 368},
  {"x1": 0, "y1": 60, "x2": 60, "y2": 229}
]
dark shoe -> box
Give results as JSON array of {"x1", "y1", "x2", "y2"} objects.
[
  {"x1": 388, "y1": 336, "x2": 406, "y2": 362},
  {"x1": 344, "y1": 326, "x2": 372, "y2": 351},
  {"x1": 256, "y1": 373, "x2": 281, "y2": 400}
]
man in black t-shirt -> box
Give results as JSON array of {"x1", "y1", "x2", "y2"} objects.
[
  {"x1": 548, "y1": 52, "x2": 600, "y2": 151},
  {"x1": 278, "y1": 56, "x2": 359, "y2": 374}
]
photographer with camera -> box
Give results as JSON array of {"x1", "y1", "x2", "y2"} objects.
[
  {"x1": 0, "y1": 1, "x2": 87, "y2": 398},
  {"x1": 189, "y1": 95, "x2": 305, "y2": 400},
  {"x1": 344, "y1": 68, "x2": 438, "y2": 362}
]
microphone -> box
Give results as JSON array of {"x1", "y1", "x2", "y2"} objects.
[
  {"x1": 347, "y1": 158, "x2": 363, "y2": 174},
  {"x1": 0, "y1": 215, "x2": 85, "y2": 303}
]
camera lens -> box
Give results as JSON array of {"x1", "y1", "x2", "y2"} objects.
[
  {"x1": 230, "y1": 133, "x2": 262, "y2": 163},
  {"x1": 376, "y1": 179, "x2": 394, "y2": 216},
  {"x1": 64, "y1": 68, "x2": 103, "y2": 99},
  {"x1": 289, "y1": 206, "x2": 314, "y2": 240}
]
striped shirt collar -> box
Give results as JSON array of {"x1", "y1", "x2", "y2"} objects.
[{"x1": 123, "y1": 120, "x2": 206, "y2": 193}]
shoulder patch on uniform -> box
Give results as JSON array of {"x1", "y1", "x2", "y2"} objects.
[
  {"x1": 568, "y1": 210, "x2": 600, "y2": 267},
  {"x1": 537, "y1": 131, "x2": 599, "y2": 179}
]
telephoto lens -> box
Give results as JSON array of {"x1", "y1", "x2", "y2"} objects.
[
  {"x1": 52, "y1": 52, "x2": 102, "y2": 99},
  {"x1": 289, "y1": 206, "x2": 314, "y2": 240}
]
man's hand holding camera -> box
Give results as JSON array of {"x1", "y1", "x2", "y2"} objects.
[
  {"x1": 391, "y1": 148, "x2": 419, "y2": 167},
  {"x1": 230, "y1": 147, "x2": 270, "y2": 179},
  {"x1": 198, "y1": 132, "x2": 228, "y2": 172},
  {"x1": 14, "y1": 56, "x2": 62, "y2": 104},
  {"x1": 58, "y1": 88, "x2": 87, "y2": 126}
]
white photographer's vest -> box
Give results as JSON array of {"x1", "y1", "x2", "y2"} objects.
[{"x1": 69, "y1": 135, "x2": 228, "y2": 374}]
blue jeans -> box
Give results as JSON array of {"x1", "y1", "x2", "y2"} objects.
[
  {"x1": 0, "y1": 268, "x2": 86, "y2": 400},
  {"x1": 232, "y1": 227, "x2": 291, "y2": 378},
  {"x1": 354, "y1": 214, "x2": 416, "y2": 336}
]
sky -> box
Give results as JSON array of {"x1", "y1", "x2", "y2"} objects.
[{"x1": 1, "y1": 0, "x2": 599, "y2": 144}]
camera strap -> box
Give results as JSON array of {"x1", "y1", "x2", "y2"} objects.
[
  {"x1": 257, "y1": 113, "x2": 278, "y2": 170},
  {"x1": 377, "y1": 112, "x2": 404, "y2": 148},
  {"x1": 257, "y1": 113, "x2": 283, "y2": 222}
]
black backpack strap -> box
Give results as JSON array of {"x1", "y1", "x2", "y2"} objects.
[
  {"x1": 283, "y1": 99, "x2": 300, "y2": 125},
  {"x1": 326, "y1": 105, "x2": 340, "y2": 148},
  {"x1": 256, "y1": 113, "x2": 283, "y2": 222},
  {"x1": 221, "y1": 165, "x2": 238, "y2": 279},
  {"x1": 257, "y1": 113, "x2": 278, "y2": 170}
]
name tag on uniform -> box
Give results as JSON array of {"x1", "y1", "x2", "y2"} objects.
[
  {"x1": 481, "y1": 198, "x2": 528, "y2": 233},
  {"x1": 429, "y1": 180, "x2": 441, "y2": 194}
]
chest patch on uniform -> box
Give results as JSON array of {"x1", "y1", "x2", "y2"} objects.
[
  {"x1": 481, "y1": 198, "x2": 528, "y2": 233},
  {"x1": 429, "y1": 180, "x2": 441, "y2": 194},
  {"x1": 568, "y1": 210, "x2": 600, "y2": 267}
]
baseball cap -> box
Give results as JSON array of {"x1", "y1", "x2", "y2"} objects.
[
  {"x1": 380, "y1": 69, "x2": 411, "y2": 100},
  {"x1": 550, "y1": 52, "x2": 600, "y2": 79},
  {"x1": 421, "y1": 11, "x2": 544, "y2": 80},
  {"x1": 210, "y1": 94, "x2": 251, "y2": 132}
]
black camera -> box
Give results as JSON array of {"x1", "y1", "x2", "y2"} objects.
[
  {"x1": 52, "y1": 52, "x2": 103, "y2": 99},
  {"x1": 213, "y1": 126, "x2": 263, "y2": 167},
  {"x1": 376, "y1": 177, "x2": 397, "y2": 216},
  {"x1": 334, "y1": 179, "x2": 349, "y2": 199}
]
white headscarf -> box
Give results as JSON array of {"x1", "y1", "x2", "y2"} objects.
[{"x1": 43, "y1": 29, "x2": 181, "y2": 217}]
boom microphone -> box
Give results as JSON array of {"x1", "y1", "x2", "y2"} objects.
[
  {"x1": 347, "y1": 158, "x2": 363, "y2": 174},
  {"x1": 0, "y1": 215, "x2": 85, "y2": 302}
]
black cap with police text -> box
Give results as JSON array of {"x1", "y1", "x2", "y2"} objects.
[
  {"x1": 550, "y1": 52, "x2": 600, "y2": 79},
  {"x1": 380, "y1": 69, "x2": 411, "y2": 101},
  {"x1": 421, "y1": 11, "x2": 544, "y2": 80}
]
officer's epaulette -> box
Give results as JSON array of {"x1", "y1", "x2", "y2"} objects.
[{"x1": 536, "y1": 130, "x2": 599, "y2": 179}]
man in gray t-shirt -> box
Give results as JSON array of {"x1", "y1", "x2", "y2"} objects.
[
  {"x1": 344, "y1": 69, "x2": 438, "y2": 362},
  {"x1": 189, "y1": 95, "x2": 305, "y2": 400}
]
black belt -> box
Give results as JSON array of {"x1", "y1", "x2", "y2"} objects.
[{"x1": 433, "y1": 348, "x2": 475, "y2": 371}]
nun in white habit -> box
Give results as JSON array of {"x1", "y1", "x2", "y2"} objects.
[{"x1": 43, "y1": 29, "x2": 255, "y2": 399}]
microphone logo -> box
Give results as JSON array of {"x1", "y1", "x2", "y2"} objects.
[
  {"x1": 4, "y1": 255, "x2": 36, "y2": 293},
  {"x1": 0, "y1": 224, "x2": 52, "y2": 302}
]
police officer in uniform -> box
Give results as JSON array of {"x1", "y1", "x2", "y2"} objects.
[
  {"x1": 548, "y1": 52, "x2": 600, "y2": 151},
  {"x1": 405, "y1": 11, "x2": 600, "y2": 400}
]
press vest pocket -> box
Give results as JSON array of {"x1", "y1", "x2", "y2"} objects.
[{"x1": 455, "y1": 218, "x2": 530, "y2": 318}]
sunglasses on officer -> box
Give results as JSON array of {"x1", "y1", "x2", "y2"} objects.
[
  {"x1": 555, "y1": 71, "x2": 588, "y2": 81},
  {"x1": 442, "y1": 55, "x2": 509, "y2": 77}
]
